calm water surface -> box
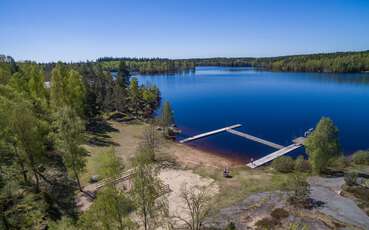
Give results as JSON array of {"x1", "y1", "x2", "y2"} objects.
[{"x1": 136, "y1": 67, "x2": 369, "y2": 162}]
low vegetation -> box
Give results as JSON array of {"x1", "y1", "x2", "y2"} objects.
[
  {"x1": 272, "y1": 156, "x2": 295, "y2": 173},
  {"x1": 352, "y1": 150, "x2": 369, "y2": 165}
]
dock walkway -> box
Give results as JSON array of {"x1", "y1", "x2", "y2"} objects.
[
  {"x1": 179, "y1": 124, "x2": 242, "y2": 143},
  {"x1": 246, "y1": 143, "x2": 303, "y2": 168},
  {"x1": 226, "y1": 129, "x2": 284, "y2": 149}
]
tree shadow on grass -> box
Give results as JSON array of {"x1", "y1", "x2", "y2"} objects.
[
  {"x1": 88, "y1": 136, "x2": 120, "y2": 147},
  {"x1": 88, "y1": 119, "x2": 119, "y2": 134},
  {"x1": 87, "y1": 119, "x2": 120, "y2": 147}
]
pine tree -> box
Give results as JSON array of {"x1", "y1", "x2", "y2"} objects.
[
  {"x1": 129, "y1": 77, "x2": 140, "y2": 116},
  {"x1": 117, "y1": 61, "x2": 130, "y2": 88},
  {"x1": 65, "y1": 69, "x2": 86, "y2": 118},
  {"x1": 160, "y1": 101, "x2": 174, "y2": 127},
  {"x1": 50, "y1": 63, "x2": 68, "y2": 110}
]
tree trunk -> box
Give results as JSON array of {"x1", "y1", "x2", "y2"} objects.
[
  {"x1": 73, "y1": 167, "x2": 83, "y2": 192},
  {"x1": 12, "y1": 144, "x2": 28, "y2": 184},
  {"x1": 32, "y1": 168, "x2": 40, "y2": 192}
]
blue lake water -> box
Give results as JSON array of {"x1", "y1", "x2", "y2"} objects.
[{"x1": 136, "y1": 66, "x2": 369, "y2": 163}]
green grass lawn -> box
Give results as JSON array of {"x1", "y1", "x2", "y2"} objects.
[{"x1": 193, "y1": 165, "x2": 306, "y2": 210}]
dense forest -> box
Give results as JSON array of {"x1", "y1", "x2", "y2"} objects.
[
  {"x1": 96, "y1": 57, "x2": 195, "y2": 74},
  {"x1": 190, "y1": 50, "x2": 369, "y2": 73},
  {"x1": 253, "y1": 50, "x2": 369, "y2": 73},
  {"x1": 0, "y1": 55, "x2": 161, "y2": 229},
  {"x1": 93, "y1": 50, "x2": 369, "y2": 74}
]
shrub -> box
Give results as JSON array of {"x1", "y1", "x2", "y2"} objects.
[
  {"x1": 345, "y1": 185, "x2": 369, "y2": 202},
  {"x1": 270, "y1": 208, "x2": 289, "y2": 220},
  {"x1": 225, "y1": 222, "x2": 236, "y2": 230},
  {"x1": 294, "y1": 155, "x2": 311, "y2": 173},
  {"x1": 352, "y1": 150, "x2": 369, "y2": 165},
  {"x1": 255, "y1": 217, "x2": 279, "y2": 230},
  {"x1": 344, "y1": 172, "x2": 358, "y2": 186},
  {"x1": 328, "y1": 156, "x2": 350, "y2": 170},
  {"x1": 272, "y1": 156, "x2": 295, "y2": 173},
  {"x1": 288, "y1": 175, "x2": 311, "y2": 208}
]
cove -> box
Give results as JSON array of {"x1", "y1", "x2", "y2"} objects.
[{"x1": 136, "y1": 66, "x2": 369, "y2": 163}]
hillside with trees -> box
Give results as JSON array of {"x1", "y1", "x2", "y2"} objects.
[{"x1": 0, "y1": 56, "x2": 161, "y2": 229}]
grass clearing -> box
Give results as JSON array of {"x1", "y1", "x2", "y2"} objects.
[
  {"x1": 82, "y1": 120, "x2": 309, "y2": 210},
  {"x1": 193, "y1": 165, "x2": 300, "y2": 209},
  {"x1": 81, "y1": 120, "x2": 147, "y2": 185}
]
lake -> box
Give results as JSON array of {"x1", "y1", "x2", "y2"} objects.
[{"x1": 136, "y1": 66, "x2": 369, "y2": 163}]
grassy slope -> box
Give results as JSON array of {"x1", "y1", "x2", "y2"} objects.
[{"x1": 82, "y1": 120, "x2": 298, "y2": 208}]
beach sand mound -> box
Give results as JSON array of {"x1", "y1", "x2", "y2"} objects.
[{"x1": 159, "y1": 168, "x2": 219, "y2": 225}]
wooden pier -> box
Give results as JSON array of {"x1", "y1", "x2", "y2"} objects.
[
  {"x1": 226, "y1": 129, "x2": 284, "y2": 149},
  {"x1": 179, "y1": 124, "x2": 242, "y2": 143},
  {"x1": 246, "y1": 140, "x2": 305, "y2": 169},
  {"x1": 179, "y1": 123, "x2": 307, "y2": 169}
]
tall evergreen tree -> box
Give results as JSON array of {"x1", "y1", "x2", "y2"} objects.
[
  {"x1": 160, "y1": 101, "x2": 174, "y2": 127},
  {"x1": 50, "y1": 63, "x2": 68, "y2": 110},
  {"x1": 129, "y1": 77, "x2": 140, "y2": 116},
  {"x1": 65, "y1": 69, "x2": 86, "y2": 118},
  {"x1": 117, "y1": 61, "x2": 130, "y2": 88}
]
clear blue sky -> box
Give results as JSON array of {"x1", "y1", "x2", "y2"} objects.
[{"x1": 1, "y1": 0, "x2": 369, "y2": 62}]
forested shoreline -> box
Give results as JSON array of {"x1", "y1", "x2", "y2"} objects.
[
  {"x1": 4, "y1": 50, "x2": 369, "y2": 77},
  {"x1": 97, "y1": 50, "x2": 369, "y2": 74}
]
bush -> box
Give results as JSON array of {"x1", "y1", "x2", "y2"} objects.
[
  {"x1": 255, "y1": 217, "x2": 279, "y2": 230},
  {"x1": 344, "y1": 172, "x2": 358, "y2": 186},
  {"x1": 294, "y1": 155, "x2": 311, "y2": 173},
  {"x1": 272, "y1": 156, "x2": 295, "y2": 173},
  {"x1": 270, "y1": 208, "x2": 289, "y2": 220},
  {"x1": 345, "y1": 185, "x2": 369, "y2": 202},
  {"x1": 225, "y1": 222, "x2": 236, "y2": 230},
  {"x1": 352, "y1": 151, "x2": 369, "y2": 165},
  {"x1": 288, "y1": 175, "x2": 311, "y2": 208},
  {"x1": 328, "y1": 156, "x2": 350, "y2": 170}
]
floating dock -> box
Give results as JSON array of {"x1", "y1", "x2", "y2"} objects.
[
  {"x1": 226, "y1": 129, "x2": 284, "y2": 149},
  {"x1": 179, "y1": 123, "x2": 307, "y2": 169},
  {"x1": 179, "y1": 124, "x2": 242, "y2": 143}
]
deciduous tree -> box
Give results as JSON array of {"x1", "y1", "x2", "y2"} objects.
[
  {"x1": 131, "y1": 149, "x2": 168, "y2": 230},
  {"x1": 304, "y1": 117, "x2": 341, "y2": 174},
  {"x1": 53, "y1": 106, "x2": 86, "y2": 191}
]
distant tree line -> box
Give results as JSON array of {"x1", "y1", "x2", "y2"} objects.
[
  {"x1": 189, "y1": 50, "x2": 369, "y2": 73},
  {"x1": 96, "y1": 50, "x2": 369, "y2": 74},
  {"x1": 97, "y1": 57, "x2": 196, "y2": 74},
  {"x1": 252, "y1": 50, "x2": 369, "y2": 73}
]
